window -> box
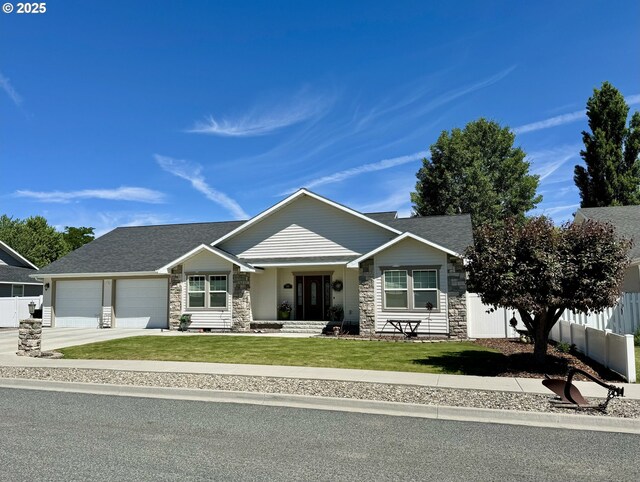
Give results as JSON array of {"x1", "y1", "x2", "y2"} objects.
[
  {"x1": 382, "y1": 268, "x2": 440, "y2": 311},
  {"x1": 187, "y1": 274, "x2": 228, "y2": 309},
  {"x1": 12, "y1": 284, "x2": 24, "y2": 297},
  {"x1": 188, "y1": 276, "x2": 206, "y2": 308},
  {"x1": 209, "y1": 275, "x2": 227, "y2": 308},
  {"x1": 412, "y1": 270, "x2": 438, "y2": 309},
  {"x1": 383, "y1": 270, "x2": 408, "y2": 308}
]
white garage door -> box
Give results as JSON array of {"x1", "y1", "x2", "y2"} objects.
[
  {"x1": 55, "y1": 280, "x2": 103, "y2": 328},
  {"x1": 115, "y1": 278, "x2": 168, "y2": 329}
]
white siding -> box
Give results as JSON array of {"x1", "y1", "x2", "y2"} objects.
[
  {"x1": 220, "y1": 194, "x2": 395, "y2": 259},
  {"x1": 181, "y1": 251, "x2": 233, "y2": 328},
  {"x1": 373, "y1": 238, "x2": 449, "y2": 334},
  {"x1": 42, "y1": 278, "x2": 52, "y2": 327},
  {"x1": 251, "y1": 269, "x2": 278, "y2": 319},
  {"x1": 344, "y1": 267, "x2": 360, "y2": 322}
]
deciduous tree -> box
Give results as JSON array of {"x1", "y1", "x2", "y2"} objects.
[
  {"x1": 411, "y1": 118, "x2": 541, "y2": 228},
  {"x1": 465, "y1": 217, "x2": 631, "y2": 363}
]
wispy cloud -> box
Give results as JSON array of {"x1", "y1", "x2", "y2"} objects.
[
  {"x1": 154, "y1": 154, "x2": 248, "y2": 219},
  {"x1": 15, "y1": 187, "x2": 165, "y2": 204},
  {"x1": 281, "y1": 150, "x2": 428, "y2": 194},
  {"x1": 514, "y1": 94, "x2": 640, "y2": 135},
  {"x1": 187, "y1": 89, "x2": 332, "y2": 137},
  {"x1": 91, "y1": 213, "x2": 173, "y2": 237},
  {"x1": 0, "y1": 71, "x2": 22, "y2": 106},
  {"x1": 528, "y1": 145, "x2": 580, "y2": 181}
]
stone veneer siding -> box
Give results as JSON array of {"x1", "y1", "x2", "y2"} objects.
[
  {"x1": 447, "y1": 254, "x2": 468, "y2": 339},
  {"x1": 17, "y1": 318, "x2": 42, "y2": 357},
  {"x1": 358, "y1": 259, "x2": 375, "y2": 336},
  {"x1": 231, "y1": 266, "x2": 252, "y2": 332},
  {"x1": 169, "y1": 265, "x2": 182, "y2": 331}
]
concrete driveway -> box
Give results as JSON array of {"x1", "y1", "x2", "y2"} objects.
[{"x1": 0, "y1": 328, "x2": 159, "y2": 355}]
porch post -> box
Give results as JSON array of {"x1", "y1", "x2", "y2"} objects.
[
  {"x1": 168, "y1": 265, "x2": 182, "y2": 331},
  {"x1": 231, "y1": 266, "x2": 252, "y2": 332},
  {"x1": 358, "y1": 259, "x2": 375, "y2": 336},
  {"x1": 447, "y1": 254, "x2": 468, "y2": 339}
]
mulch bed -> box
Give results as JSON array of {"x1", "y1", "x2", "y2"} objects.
[{"x1": 474, "y1": 338, "x2": 623, "y2": 382}]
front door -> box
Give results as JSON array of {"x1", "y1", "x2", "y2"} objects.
[{"x1": 296, "y1": 275, "x2": 331, "y2": 320}]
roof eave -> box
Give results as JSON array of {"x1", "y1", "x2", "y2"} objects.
[
  {"x1": 211, "y1": 188, "x2": 401, "y2": 247},
  {"x1": 0, "y1": 241, "x2": 39, "y2": 270},
  {"x1": 29, "y1": 271, "x2": 161, "y2": 279},
  {"x1": 347, "y1": 232, "x2": 463, "y2": 268},
  {"x1": 156, "y1": 244, "x2": 257, "y2": 273}
]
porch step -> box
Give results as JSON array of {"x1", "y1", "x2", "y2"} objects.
[{"x1": 279, "y1": 320, "x2": 329, "y2": 334}]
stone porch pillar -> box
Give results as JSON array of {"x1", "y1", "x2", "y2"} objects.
[
  {"x1": 231, "y1": 266, "x2": 252, "y2": 332},
  {"x1": 447, "y1": 254, "x2": 468, "y2": 339},
  {"x1": 169, "y1": 265, "x2": 182, "y2": 331},
  {"x1": 358, "y1": 259, "x2": 375, "y2": 336}
]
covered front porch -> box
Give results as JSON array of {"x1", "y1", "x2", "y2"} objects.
[{"x1": 248, "y1": 260, "x2": 360, "y2": 333}]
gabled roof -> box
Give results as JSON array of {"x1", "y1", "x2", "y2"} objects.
[
  {"x1": 347, "y1": 232, "x2": 464, "y2": 268},
  {"x1": 37, "y1": 221, "x2": 243, "y2": 275},
  {"x1": 576, "y1": 206, "x2": 640, "y2": 261},
  {"x1": 158, "y1": 244, "x2": 256, "y2": 273},
  {"x1": 384, "y1": 214, "x2": 473, "y2": 256},
  {"x1": 211, "y1": 188, "x2": 401, "y2": 247},
  {"x1": 0, "y1": 240, "x2": 38, "y2": 270}
]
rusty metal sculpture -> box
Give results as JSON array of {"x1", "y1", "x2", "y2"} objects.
[{"x1": 542, "y1": 368, "x2": 624, "y2": 413}]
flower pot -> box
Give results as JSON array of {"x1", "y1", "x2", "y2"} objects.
[{"x1": 279, "y1": 311, "x2": 291, "y2": 320}]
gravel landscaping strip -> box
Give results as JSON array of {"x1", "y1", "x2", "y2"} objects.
[{"x1": 1, "y1": 366, "x2": 638, "y2": 419}]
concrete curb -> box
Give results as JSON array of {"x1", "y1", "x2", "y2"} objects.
[{"x1": 1, "y1": 378, "x2": 638, "y2": 434}]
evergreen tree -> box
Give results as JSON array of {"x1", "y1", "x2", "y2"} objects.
[{"x1": 574, "y1": 82, "x2": 640, "y2": 207}]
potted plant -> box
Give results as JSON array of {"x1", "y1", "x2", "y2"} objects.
[
  {"x1": 327, "y1": 305, "x2": 344, "y2": 322},
  {"x1": 179, "y1": 313, "x2": 191, "y2": 332},
  {"x1": 278, "y1": 301, "x2": 292, "y2": 320}
]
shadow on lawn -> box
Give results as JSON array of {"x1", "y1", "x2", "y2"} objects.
[
  {"x1": 413, "y1": 349, "x2": 620, "y2": 379},
  {"x1": 412, "y1": 350, "x2": 507, "y2": 376}
]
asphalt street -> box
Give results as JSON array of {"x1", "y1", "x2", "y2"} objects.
[{"x1": 0, "y1": 387, "x2": 638, "y2": 481}]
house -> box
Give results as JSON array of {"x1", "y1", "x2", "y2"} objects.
[
  {"x1": 0, "y1": 240, "x2": 42, "y2": 297},
  {"x1": 33, "y1": 189, "x2": 473, "y2": 335},
  {"x1": 574, "y1": 205, "x2": 640, "y2": 292}
]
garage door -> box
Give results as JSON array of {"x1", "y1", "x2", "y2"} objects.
[
  {"x1": 55, "y1": 280, "x2": 103, "y2": 328},
  {"x1": 115, "y1": 278, "x2": 168, "y2": 329}
]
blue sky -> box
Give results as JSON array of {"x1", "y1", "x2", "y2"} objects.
[{"x1": 1, "y1": 1, "x2": 638, "y2": 236}]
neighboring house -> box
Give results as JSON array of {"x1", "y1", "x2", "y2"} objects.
[
  {"x1": 0, "y1": 240, "x2": 42, "y2": 297},
  {"x1": 574, "y1": 205, "x2": 640, "y2": 292},
  {"x1": 33, "y1": 189, "x2": 473, "y2": 335}
]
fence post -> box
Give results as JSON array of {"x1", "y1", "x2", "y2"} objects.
[{"x1": 623, "y1": 334, "x2": 636, "y2": 383}]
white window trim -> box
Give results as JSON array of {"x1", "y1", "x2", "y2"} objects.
[
  {"x1": 383, "y1": 270, "x2": 408, "y2": 310},
  {"x1": 12, "y1": 284, "x2": 24, "y2": 297},
  {"x1": 381, "y1": 266, "x2": 441, "y2": 312},
  {"x1": 186, "y1": 272, "x2": 229, "y2": 311}
]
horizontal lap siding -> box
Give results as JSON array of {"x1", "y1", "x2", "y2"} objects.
[
  {"x1": 374, "y1": 238, "x2": 448, "y2": 334},
  {"x1": 182, "y1": 252, "x2": 233, "y2": 329},
  {"x1": 220, "y1": 195, "x2": 395, "y2": 259}
]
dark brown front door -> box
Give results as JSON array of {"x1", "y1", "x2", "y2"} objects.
[{"x1": 295, "y1": 275, "x2": 331, "y2": 320}]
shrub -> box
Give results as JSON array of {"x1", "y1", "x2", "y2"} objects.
[{"x1": 555, "y1": 341, "x2": 571, "y2": 354}]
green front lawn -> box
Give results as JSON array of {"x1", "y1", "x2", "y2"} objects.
[
  {"x1": 636, "y1": 346, "x2": 639, "y2": 383},
  {"x1": 59, "y1": 336, "x2": 504, "y2": 376}
]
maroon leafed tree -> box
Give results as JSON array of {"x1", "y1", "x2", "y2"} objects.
[{"x1": 465, "y1": 217, "x2": 631, "y2": 363}]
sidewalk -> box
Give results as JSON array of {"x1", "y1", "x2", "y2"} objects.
[{"x1": 1, "y1": 352, "x2": 638, "y2": 400}]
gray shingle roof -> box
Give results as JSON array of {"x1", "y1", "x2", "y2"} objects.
[
  {"x1": 37, "y1": 209, "x2": 474, "y2": 275},
  {"x1": 364, "y1": 211, "x2": 398, "y2": 223},
  {"x1": 0, "y1": 265, "x2": 41, "y2": 284},
  {"x1": 577, "y1": 206, "x2": 640, "y2": 260},
  {"x1": 37, "y1": 221, "x2": 244, "y2": 275},
  {"x1": 385, "y1": 214, "x2": 474, "y2": 255}
]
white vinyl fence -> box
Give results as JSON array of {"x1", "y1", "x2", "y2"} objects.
[
  {"x1": 559, "y1": 292, "x2": 640, "y2": 335},
  {"x1": 550, "y1": 320, "x2": 636, "y2": 383},
  {"x1": 0, "y1": 296, "x2": 43, "y2": 328},
  {"x1": 467, "y1": 293, "x2": 524, "y2": 338}
]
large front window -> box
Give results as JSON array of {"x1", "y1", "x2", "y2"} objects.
[
  {"x1": 383, "y1": 270, "x2": 408, "y2": 308},
  {"x1": 187, "y1": 274, "x2": 228, "y2": 309},
  {"x1": 383, "y1": 268, "x2": 439, "y2": 310}
]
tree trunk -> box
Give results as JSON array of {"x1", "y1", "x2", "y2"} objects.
[{"x1": 532, "y1": 317, "x2": 549, "y2": 364}]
